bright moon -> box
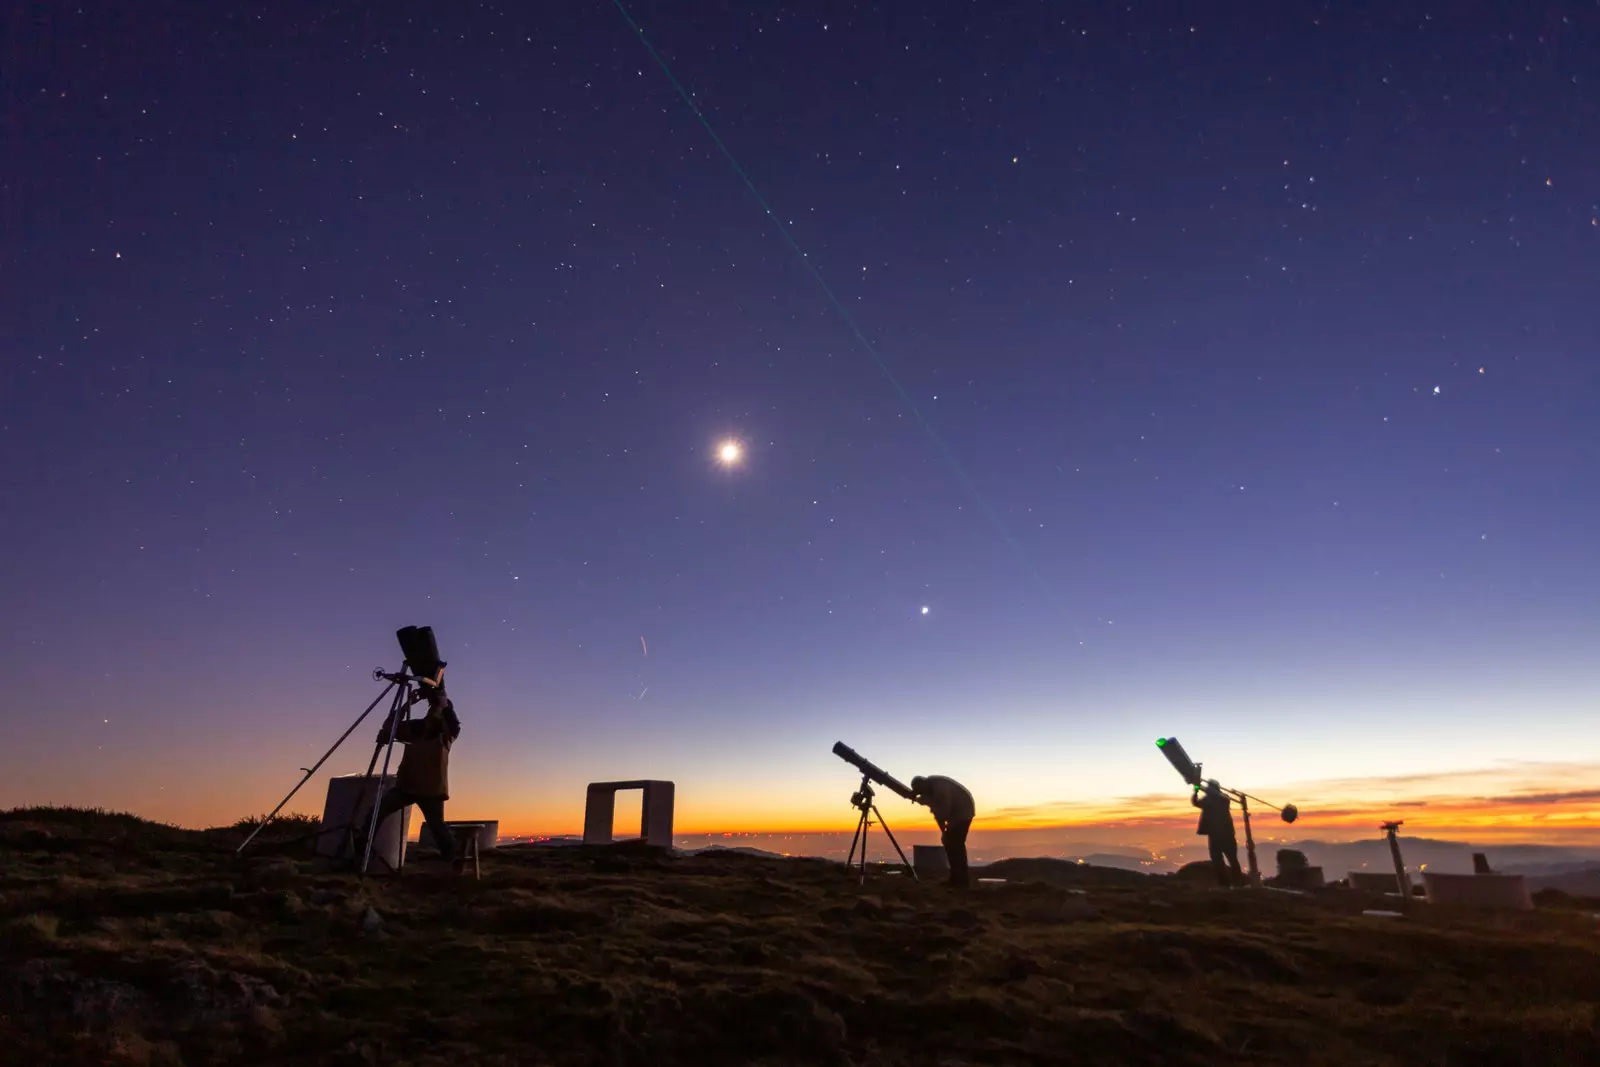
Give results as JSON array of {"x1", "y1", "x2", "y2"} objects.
[
  {"x1": 920, "y1": 606, "x2": 930, "y2": 615},
  {"x1": 717, "y1": 440, "x2": 743, "y2": 465}
]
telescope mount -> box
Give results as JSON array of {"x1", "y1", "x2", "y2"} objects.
[{"x1": 845, "y1": 775, "x2": 917, "y2": 884}]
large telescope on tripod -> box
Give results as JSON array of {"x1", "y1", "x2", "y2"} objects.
[
  {"x1": 237, "y1": 625, "x2": 447, "y2": 875},
  {"x1": 831, "y1": 742, "x2": 917, "y2": 881},
  {"x1": 1156, "y1": 736, "x2": 1300, "y2": 886}
]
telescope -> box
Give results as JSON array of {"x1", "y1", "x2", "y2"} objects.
[
  {"x1": 1156, "y1": 735, "x2": 1203, "y2": 786},
  {"x1": 1155, "y1": 736, "x2": 1297, "y2": 823},
  {"x1": 239, "y1": 625, "x2": 449, "y2": 873},
  {"x1": 1156, "y1": 736, "x2": 1301, "y2": 886},
  {"x1": 396, "y1": 625, "x2": 446, "y2": 687},
  {"x1": 832, "y1": 742, "x2": 915, "y2": 801},
  {"x1": 831, "y1": 742, "x2": 916, "y2": 881}
]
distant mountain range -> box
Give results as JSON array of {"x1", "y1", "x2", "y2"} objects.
[
  {"x1": 1519, "y1": 867, "x2": 1600, "y2": 896},
  {"x1": 496, "y1": 833, "x2": 1600, "y2": 889},
  {"x1": 1259, "y1": 838, "x2": 1600, "y2": 877},
  {"x1": 679, "y1": 844, "x2": 796, "y2": 859},
  {"x1": 1114, "y1": 837, "x2": 1600, "y2": 878}
]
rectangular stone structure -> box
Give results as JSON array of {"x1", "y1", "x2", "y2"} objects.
[
  {"x1": 583, "y1": 780, "x2": 675, "y2": 848},
  {"x1": 1348, "y1": 871, "x2": 1404, "y2": 893},
  {"x1": 913, "y1": 844, "x2": 949, "y2": 879},
  {"x1": 317, "y1": 773, "x2": 408, "y2": 871}
]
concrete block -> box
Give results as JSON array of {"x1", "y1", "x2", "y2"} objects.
[
  {"x1": 1349, "y1": 871, "x2": 1403, "y2": 893},
  {"x1": 317, "y1": 773, "x2": 408, "y2": 871},
  {"x1": 913, "y1": 844, "x2": 949, "y2": 878},
  {"x1": 1423, "y1": 871, "x2": 1532, "y2": 910}
]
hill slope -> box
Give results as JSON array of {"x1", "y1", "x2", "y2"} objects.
[{"x1": 2, "y1": 807, "x2": 1598, "y2": 1066}]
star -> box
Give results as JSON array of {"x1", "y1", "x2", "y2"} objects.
[
  {"x1": 716, "y1": 439, "x2": 743, "y2": 466},
  {"x1": 920, "y1": 605, "x2": 930, "y2": 615}
]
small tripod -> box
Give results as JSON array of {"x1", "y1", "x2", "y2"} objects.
[
  {"x1": 236, "y1": 666, "x2": 428, "y2": 876},
  {"x1": 845, "y1": 775, "x2": 917, "y2": 884}
]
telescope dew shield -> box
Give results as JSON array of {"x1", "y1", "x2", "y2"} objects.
[
  {"x1": 832, "y1": 741, "x2": 916, "y2": 800},
  {"x1": 396, "y1": 626, "x2": 446, "y2": 686},
  {"x1": 1156, "y1": 736, "x2": 1202, "y2": 786}
]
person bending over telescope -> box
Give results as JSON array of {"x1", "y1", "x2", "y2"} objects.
[
  {"x1": 910, "y1": 775, "x2": 975, "y2": 888},
  {"x1": 357, "y1": 683, "x2": 465, "y2": 873},
  {"x1": 1193, "y1": 779, "x2": 1242, "y2": 887}
]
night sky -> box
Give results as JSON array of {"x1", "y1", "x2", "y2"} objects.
[{"x1": 5, "y1": 3, "x2": 1597, "y2": 846}]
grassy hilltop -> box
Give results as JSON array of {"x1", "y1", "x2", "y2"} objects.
[{"x1": 1, "y1": 806, "x2": 1597, "y2": 1066}]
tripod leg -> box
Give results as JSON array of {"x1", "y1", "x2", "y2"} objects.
[
  {"x1": 1242, "y1": 802, "x2": 1260, "y2": 887},
  {"x1": 360, "y1": 684, "x2": 409, "y2": 876},
  {"x1": 872, "y1": 807, "x2": 919, "y2": 882},
  {"x1": 236, "y1": 681, "x2": 397, "y2": 855},
  {"x1": 341, "y1": 740, "x2": 390, "y2": 862},
  {"x1": 856, "y1": 807, "x2": 870, "y2": 884},
  {"x1": 847, "y1": 806, "x2": 868, "y2": 870}
]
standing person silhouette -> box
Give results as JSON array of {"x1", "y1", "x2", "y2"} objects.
[
  {"x1": 1193, "y1": 779, "x2": 1242, "y2": 886},
  {"x1": 910, "y1": 775, "x2": 975, "y2": 888},
  {"x1": 357, "y1": 684, "x2": 464, "y2": 873}
]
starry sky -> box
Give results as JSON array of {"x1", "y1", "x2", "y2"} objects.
[{"x1": 5, "y1": 2, "x2": 1598, "y2": 847}]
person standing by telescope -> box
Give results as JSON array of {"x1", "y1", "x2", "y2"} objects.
[
  {"x1": 910, "y1": 775, "x2": 975, "y2": 889},
  {"x1": 356, "y1": 682, "x2": 465, "y2": 872},
  {"x1": 1193, "y1": 779, "x2": 1242, "y2": 887}
]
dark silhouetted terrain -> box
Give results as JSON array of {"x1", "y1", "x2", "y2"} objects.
[{"x1": 3, "y1": 807, "x2": 1598, "y2": 1066}]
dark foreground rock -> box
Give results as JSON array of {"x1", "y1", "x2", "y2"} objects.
[{"x1": 1, "y1": 807, "x2": 1598, "y2": 1066}]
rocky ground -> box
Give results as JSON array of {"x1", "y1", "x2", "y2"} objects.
[{"x1": 2, "y1": 807, "x2": 1598, "y2": 1066}]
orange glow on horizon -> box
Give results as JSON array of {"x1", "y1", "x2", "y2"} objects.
[
  {"x1": 241, "y1": 798, "x2": 1600, "y2": 848},
  {"x1": 56, "y1": 759, "x2": 1600, "y2": 851}
]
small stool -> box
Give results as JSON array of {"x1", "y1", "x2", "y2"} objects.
[{"x1": 451, "y1": 823, "x2": 486, "y2": 880}]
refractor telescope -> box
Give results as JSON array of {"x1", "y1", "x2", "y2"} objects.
[
  {"x1": 831, "y1": 742, "x2": 915, "y2": 801},
  {"x1": 1156, "y1": 736, "x2": 1298, "y2": 824},
  {"x1": 832, "y1": 742, "x2": 916, "y2": 881},
  {"x1": 1156, "y1": 735, "x2": 1204, "y2": 787}
]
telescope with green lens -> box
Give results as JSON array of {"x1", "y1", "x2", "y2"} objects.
[{"x1": 1156, "y1": 736, "x2": 1297, "y2": 822}]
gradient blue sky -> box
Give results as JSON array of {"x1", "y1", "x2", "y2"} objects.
[{"x1": 4, "y1": 2, "x2": 1597, "y2": 842}]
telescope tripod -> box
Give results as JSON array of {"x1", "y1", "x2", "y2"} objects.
[
  {"x1": 845, "y1": 776, "x2": 917, "y2": 884},
  {"x1": 236, "y1": 666, "x2": 427, "y2": 877},
  {"x1": 1381, "y1": 821, "x2": 1413, "y2": 903}
]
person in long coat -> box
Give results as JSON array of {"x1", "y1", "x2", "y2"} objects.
[{"x1": 1193, "y1": 779, "x2": 1241, "y2": 886}]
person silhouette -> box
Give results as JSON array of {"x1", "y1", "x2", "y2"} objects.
[
  {"x1": 1193, "y1": 779, "x2": 1242, "y2": 886},
  {"x1": 357, "y1": 685, "x2": 464, "y2": 873},
  {"x1": 909, "y1": 775, "x2": 975, "y2": 888}
]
